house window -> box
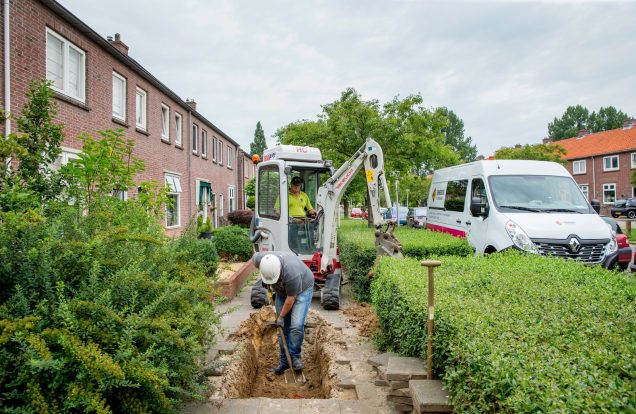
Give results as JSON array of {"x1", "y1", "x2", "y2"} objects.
[
  {"x1": 228, "y1": 186, "x2": 236, "y2": 212},
  {"x1": 603, "y1": 183, "x2": 616, "y2": 204},
  {"x1": 212, "y1": 137, "x2": 217, "y2": 161},
  {"x1": 112, "y1": 190, "x2": 128, "y2": 201},
  {"x1": 161, "y1": 104, "x2": 170, "y2": 141},
  {"x1": 51, "y1": 147, "x2": 81, "y2": 171},
  {"x1": 112, "y1": 72, "x2": 126, "y2": 120},
  {"x1": 165, "y1": 174, "x2": 182, "y2": 228},
  {"x1": 572, "y1": 160, "x2": 586, "y2": 175},
  {"x1": 631, "y1": 153, "x2": 636, "y2": 169},
  {"x1": 227, "y1": 146, "x2": 233, "y2": 168},
  {"x1": 175, "y1": 113, "x2": 182, "y2": 146},
  {"x1": 198, "y1": 181, "x2": 212, "y2": 220},
  {"x1": 135, "y1": 87, "x2": 147, "y2": 130},
  {"x1": 192, "y1": 124, "x2": 199, "y2": 154},
  {"x1": 218, "y1": 141, "x2": 223, "y2": 165},
  {"x1": 201, "y1": 130, "x2": 207, "y2": 158},
  {"x1": 579, "y1": 184, "x2": 589, "y2": 200},
  {"x1": 603, "y1": 155, "x2": 619, "y2": 171},
  {"x1": 46, "y1": 28, "x2": 86, "y2": 102},
  {"x1": 219, "y1": 194, "x2": 224, "y2": 217}
]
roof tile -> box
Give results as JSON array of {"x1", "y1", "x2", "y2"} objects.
[{"x1": 553, "y1": 126, "x2": 636, "y2": 160}]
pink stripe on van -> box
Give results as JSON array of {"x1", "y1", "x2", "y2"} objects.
[{"x1": 427, "y1": 223, "x2": 466, "y2": 238}]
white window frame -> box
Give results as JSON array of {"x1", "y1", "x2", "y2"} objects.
[
  {"x1": 112, "y1": 72, "x2": 126, "y2": 121},
  {"x1": 165, "y1": 174, "x2": 182, "y2": 229},
  {"x1": 578, "y1": 184, "x2": 589, "y2": 200},
  {"x1": 572, "y1": 160, "x2": 586, "y2": 175},
  {"x1": 212, "y1": 137, "x2": 217, "y2": 161},
  {"x1": 135, "y1": 87, "x2": 147, "y2": 130},
  {"x1": 192, "y1": 124, "x2": 199, "y2": 154},
  {"x1": 603, "y1": 155, "x2": 619, "y2": 171},
  {"x1": 603, "y1": 183, "x2": 616, "y2": 205},
  {"x1": 175, "y1": 112, "x2": 183, "y2": 147},
  {"x1": 161, "y1": 104, "x2": 170, "y2": 141},
  {"x1": 228, "y1": 186, "x2": 236, "y2": 213},
  {"x1": 631, "y1": 153, "x2": 636, "y2": 169},
  {"x1": 46, "y1": 28, "x2": 86, "y2": 103},
  {"x1": 219, "y1": 194, "x2": 224, "y2": 217},
  {"x1": 227, "y1": 146, "x2": 233, "y2": 168},
  {"x1": 201, "y1": 130, "x2": 207, "y2": 158},
  {"x1": 218, "y1": 141, "x2": 223, "y2": 165},
  {"x1": 51, "y1": 147, "x2": 81, "y2": 171},
  {"x1": 112, "y1": 190, "x2": 128, "y2": 201}
]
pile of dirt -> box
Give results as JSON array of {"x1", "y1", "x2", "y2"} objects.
[
  {"x1": 221, "y1": 307, "x2": 340, "y2": 399},
  {"x1": 343, "y1": 303, "x2": 380, "y2": 338}
]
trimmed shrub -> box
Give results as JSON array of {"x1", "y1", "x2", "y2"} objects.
[
  {"x1": 227, "y1": 209, "x2": 253, "y2": 228},
  {"x1": 338, "y1": 219, "x2": 472, "y2": 301},
  {"x1": 212, "y1": 225, "x2": 252, "y2": 261},
  {"x1": 371, "y1": 252, "x2": 636, "y2": 413}
]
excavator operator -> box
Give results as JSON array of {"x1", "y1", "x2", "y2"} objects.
[{"x1": 288, "y1": 176, "x2": 316, "y2": 219}]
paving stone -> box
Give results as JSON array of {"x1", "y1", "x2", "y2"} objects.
[
  {"x1": 299, "y1": 399, "x2": 340, "y2": 414},
  {"x1": 389, "y1": 388, "x2": 411, "y2": 397},
  {"x1": 390, "y1": 380, "x2": 409, "y2": 390},
  {"x1": 257, "y1": 398, "x2": 300, "y2": 413},
  {"x1": 390, "y1": 402, "x2": 415, "y2": 412},
  {"x1": 213, "y1": 341, "x2": 238, "y2": 355},
  {"x1": 217, "y1": 399, "x2": 261, "y2": 414},
  {"x1": 367, "y1": 352, "x2": 398, "y2": 367},
  {"x1": 339, "y1": 400, "x2": 380, "y2": 414},
  {"x1": 386, "y1": 357, "x2": 427, "y2": 381},
  {"x1": 410, "y1": 380, "x2": 452, "y2": 413},
  {"x1": 377, "y1": 365, "x2": 387, "y2": 381},
  {"x1": 356, "y1": 382, "x2": 379, "y2": 401},
  {"x1": 374, "y1": 379, "x2": 389, "y2": 386},
  {"x1": 387, "y1": 395, "x2": 414, "y2": 405},
  {"x1": 336, "y1": 374, "x2": 358, "y2": 389},
  {"x1": 180, "y1": 401, "x2": 221, "y2": 414},
  {"x1": 335, "y1": 354, "x2": 351, "y2": 365}
]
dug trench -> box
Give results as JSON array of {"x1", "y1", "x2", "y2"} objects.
[{"x1": 219, "y1": 306, "x2": 349, "y2": 400}]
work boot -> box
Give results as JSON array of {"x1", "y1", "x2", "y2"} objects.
[
  {"x1": 269, "y1": 363, "x2": 289, "y2": 375},
  {"x1": 292, "y1": 359, "x2": 304, "y2": 371}
]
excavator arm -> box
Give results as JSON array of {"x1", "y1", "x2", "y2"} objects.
[{"x1": 315, "y1": 138, "x2": 403, "y2": 273}]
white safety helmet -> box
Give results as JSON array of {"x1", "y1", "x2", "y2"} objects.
[{"x1": 259, "y1": 254, "x2": 281, "y2": 285}]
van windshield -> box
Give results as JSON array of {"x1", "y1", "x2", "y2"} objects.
[{"x1": 489, "y1": 175, "x2": 592, "y2": 214}]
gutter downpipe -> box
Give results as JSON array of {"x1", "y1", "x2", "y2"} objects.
[
  {"x1": 4, "y1": 0, "x2": 10, "y2": 134},
  {"x1": 592, "y1": 157, "x2": 596, "y2": 200},
  {"x1": 187, "y1": 110, "x2": 192, "y2": 220}
]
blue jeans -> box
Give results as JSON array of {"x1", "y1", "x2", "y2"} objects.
[{"x1": 275, "y1": 286, "x2": 313, "y2": 367}]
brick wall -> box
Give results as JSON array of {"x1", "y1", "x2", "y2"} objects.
[{"x1": 1, "y1": 0, "x2": 242, "y2": 236}]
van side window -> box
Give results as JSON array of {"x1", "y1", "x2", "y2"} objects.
[
  {"x1": 471, "y1": 178, "x2": 488, "y2": 204},
  {"x1": 444, "y1": 180, "x2": 468, "y2": 212}
]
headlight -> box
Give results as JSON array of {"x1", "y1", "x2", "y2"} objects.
[
  {"x1": 505, "y1": 220, "x2": 538, "y2": 254},
  {"x1": 606, "y1": 234, "x2": 618, "y2": 254}
]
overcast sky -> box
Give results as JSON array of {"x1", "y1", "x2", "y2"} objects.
[{"x1": 59, "y1": 0, "x2": 636, "y2": 156}]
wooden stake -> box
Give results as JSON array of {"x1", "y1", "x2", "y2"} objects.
[{"x1": 421, "y1": 260, "x2": 441, "y2": 380}]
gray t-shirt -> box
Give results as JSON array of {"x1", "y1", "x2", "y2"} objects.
[{"x1": 253, "y1": 251, "x2": 314, "y2": 297}]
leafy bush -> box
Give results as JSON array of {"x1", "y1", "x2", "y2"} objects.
[
  {"x1": 212, "y1": 226, "x2": 252, "y2": 261},
  {"x1": 338, "y1": 219, "x2": 472, "y2": 301},
  {"x1": 371, "y1": 252, "x2": 636, "y2": 413},
  {"x1": 227, "y1": 209, "x2": 253, "y2": 228}
]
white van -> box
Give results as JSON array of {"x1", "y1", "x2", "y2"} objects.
[{"x1": 426, "y1": 160, "x2": 618, "y2": 267}]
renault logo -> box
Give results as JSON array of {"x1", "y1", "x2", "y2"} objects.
[{"x1": 567, "y1": 237, "x2": 581, "y2": 253}]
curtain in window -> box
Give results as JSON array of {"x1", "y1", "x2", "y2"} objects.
[{"x1": 199, "y1": 181, "x2": 212, "y2": 204}]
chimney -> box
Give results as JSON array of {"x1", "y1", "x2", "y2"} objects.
[
  {"x1": 108, "y1": 33, "x2": 129, "y2": 55},
  {"x1": 577, "y1": 129, "x2": 589, "y2": 138},
  {"x1": 542, "y1": 137, "x2": 551, "y2": 144},
  {"x1": 514, "y1": 144, "x2": 522, "y2": 148},
  {"x1": 185, "y1": 99, "x2": 197, "y2": 111},
  {"x1": 623, "y1": 118, "x2": 636, "y2": 130}
]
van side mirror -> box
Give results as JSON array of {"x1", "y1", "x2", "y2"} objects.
[
  {"x1": 470, "y1": 196, "x2": 489, "y2": 218},
  {"x1": 590, "y1": 199, "x2": 601, "y2": 214}
]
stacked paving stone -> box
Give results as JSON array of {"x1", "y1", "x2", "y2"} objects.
[{"x1": 368, "y1": 353, "x2": 452, "y2": 413}]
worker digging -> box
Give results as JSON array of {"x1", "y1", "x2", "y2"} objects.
[{"x1": 253, "y1": 251, "x2": 315, "y2": 382}]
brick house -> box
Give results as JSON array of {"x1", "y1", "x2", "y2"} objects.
[
  {"x1": 0, "y1": 0, "x2": 252, "y2": 235},
  {"x1": 549, "y1": 119, "x2": 636, "y2": 214}
]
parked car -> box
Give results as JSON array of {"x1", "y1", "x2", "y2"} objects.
[
  {"x1": 383, "y1": 206, "x2": 409, "y2": 225},
  {"x1": 407, "y1": 207, "x2": 428, "y2": 228},
  {"x1": 601, "y1": 216, "x2": 632, "y2": 271},
  {"x1": 350, "y1": 207, "x2": 363, "y2": 218},
  {"x1": 610, "y1": 198, "x2": 636, "y2": 219}
]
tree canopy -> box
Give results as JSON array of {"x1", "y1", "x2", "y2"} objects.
[
  {"x1": 494, "y1": 143, "x2": 567, "y2": 165},
  {"x1": 548, "y1": 105, "x2": 629, "y2": 141},
  {"x1": 249, "y1": 121, "x2": 267, "y2": 157},
  {"x1": 434, "y1": 107, "x2": 478, "y2": 163}
]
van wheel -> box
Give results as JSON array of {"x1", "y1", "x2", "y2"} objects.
[
  {"x1": 612, "y1": 213, "x2": 620, "y2": 218},
  {"x1": 628, "y1": 210, "x2": 636, "y2": 219}
]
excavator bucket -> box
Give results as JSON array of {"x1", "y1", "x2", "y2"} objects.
[{"x1": 375, "y1": 222, "x2": 404, "y2": 258}]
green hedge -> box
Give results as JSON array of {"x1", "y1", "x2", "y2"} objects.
[
  {"x1": 338, "y1": 219, "x2": 472, "y2": 301},
  {"x1": 212, "y1": 225, "x2": 252, "y2": 261},
  {"x1": 371, "y1": 252, "x2": 636, "y2": 413}
]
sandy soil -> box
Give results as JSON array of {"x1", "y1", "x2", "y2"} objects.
[
  {"x1": 216, "y1": 261, "x2": 245, "y2": 283},
  {"x1": 343, "y1": 303, "x2": 380, "y2": 338}
]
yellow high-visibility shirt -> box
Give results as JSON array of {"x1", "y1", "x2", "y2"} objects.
[{"x1": 288, "y1": 191, "x2": 313, "y2": 217}]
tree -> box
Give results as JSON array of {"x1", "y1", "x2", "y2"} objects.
[
  {"x1": 494, "y1": 143, "x2": 567, "y2": 165},
  {"x1": 250, "y1": 121, "x2": 267, "y2": 157},
  {"x1": 588, "y1": 106, "x2": 629, "y2": 133},
  {"x1": 548, "y1": 105, "x2": 630, "y2": 141},
  {"x1": 435, "y1": 107, "x2": 478, "y2": 162}
]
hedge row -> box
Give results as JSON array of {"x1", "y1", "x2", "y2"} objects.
[
  {"x1": 338, "y1": 219, "x2": 472, "y2": 301},
  {"x1": 212, "y1": 226, "x2": 253, "y2": 261},
  {"x1": 371, "y1": 252, "x2": 636, "y2": 413}
]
